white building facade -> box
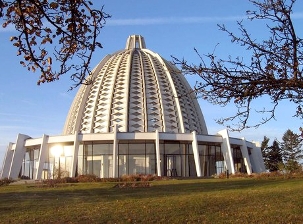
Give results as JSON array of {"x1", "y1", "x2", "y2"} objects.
[{"x1": 1, "y1": 35, "x2": 265, "y2": 180}]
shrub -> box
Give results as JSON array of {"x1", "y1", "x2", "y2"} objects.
[
  {"x1": 76, "y1": 174, "x2": 100, "y2": 182},
  {"x1": 99, "y1": 177, "x2": 121, "y2": 182},
  {"x1": 230, "y1": 172, "x2": 253, "y2": 178},
  {"x1": 114, "y1": 182, "x2": 151, "y2": 188},
  {"x1": 20, "y1": 175, "x2": 30, "y2": 180},
  {"x1": 121, "y1": 174, "x2": 164, "y2": 182},
  {"x1": 0, "y1": 178, "x2": 15, "y2": 186},
  {"x1": 62, "y1": 177, "x2": 78, "y2": 183},
  {"x1": 37, "y1": 177, "x2": 79, "y2": 187}
]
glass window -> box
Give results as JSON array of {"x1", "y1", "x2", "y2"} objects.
[
  {"x1": 86, "y1": 144, "x2": 93, "y2": 156},
  {"x1": 34, "y1": 149, "x2": 40, "y2": 160},
  {"x1": 94, "y1": 144, "x2": 113, "y2": 155},
  {"x1": 119, "y1": 143, "x2": 128, "y2": 154},
  {"x1": 129, "y1": 155, "x2": 145, "y2": 174},
  {"x1": 146, "y1": 154, "x2": 156, "y2": 174},
  {"x1": 165, "y1": 143, "x2": 180, "y2": 154},
  {"x1": 146, "y1": 143, "x2": 155, "y2": 154},
  {"x1": 188, "y1": 144, "x2": 193, "y2": 154},
  {"x1": 209, "y1": 146, "x2": 216, "y2": 155},
  {"x1": 129, "y1": 144, "x2": 145, "y2": 154},
  {"x1": 119, "y1": 155, "x2": 128, "y2": 176},
  {"x1": 78, "y1": 144, "x2": 84, "y2": 156},
  {"x1": 198, "y1": 144, "x2": 207, "y2": 154},
  {"x1": 63, "y1": 145, "x2": 74, "y2": 157},
  {"x1": 179, "y1": 144, "x2": 188, "y2": 154},
  {"x1": 77, "y1": 143, "x2": 113, "y2": 178}
]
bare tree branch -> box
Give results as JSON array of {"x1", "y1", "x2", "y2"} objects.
[{"x1": 173, "y1": 0, "x2": 303, "y2": 131}]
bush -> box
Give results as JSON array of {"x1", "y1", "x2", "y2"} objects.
[
  {"x1": 121, "y1": 174, "x2": 165, "y2": 182},
  {"x1": 76, "y1": 174, "x2": 100, "y2": 182},
  {"x1": 0, "y1": 178, "x2": 14, "y2": 186},
  {"x1": 62, "y1": 177, "x2": 78, "y2": 183},
  {"x1": 20, "y1": 175, "x2": 30, "y2": 180},
  {"x1": 114, "y1": 182, "x2": 151, "y2": 188},
  {"x1": 284, "y1": 160, "x2": 302, "y2": 174},
  {"x1": 39, "y1": 179, "x2": 60, "y2": 187}
]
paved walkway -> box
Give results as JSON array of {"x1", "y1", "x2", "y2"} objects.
[{"x1": 10, "y1": 180, "x2": 39, "y2": 185}]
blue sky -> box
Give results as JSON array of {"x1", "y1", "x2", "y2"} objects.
[{"x1": 1, "y1": 0, "x2": 303, "y2": 167}]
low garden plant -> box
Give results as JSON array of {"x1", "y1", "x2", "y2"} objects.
[{"x1": 0, "y1": 178, "x2": 14, "y2": 186}]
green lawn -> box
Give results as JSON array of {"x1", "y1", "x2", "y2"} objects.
[{"x1": 0, "y1": 178, "x2": 303, "y2": 223}]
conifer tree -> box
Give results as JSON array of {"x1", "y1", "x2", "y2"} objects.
[
  {"x1": 267, "y1": 140, "x2": 283, "y2": 172},
  {"x1": 280, "y1": 129, "x2": 303, "y2": 162},
  {"x1": 260, "y1": 136, "x2": 270, "y2": 170},
  {"x1": 280, "y1": 129, "x2": 303, "y2": 172},
  {"x1": 261, "y1": 137, "x2": 283, "y2": 171}
]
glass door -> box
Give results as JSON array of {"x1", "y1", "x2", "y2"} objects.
[{"x1": 165, "y1": 155, "x2": 181, "y2": 177}]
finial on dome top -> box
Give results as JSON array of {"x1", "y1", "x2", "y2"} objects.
[{"x1": 125, "y1": 35, "x2": 146, "y2": 49}]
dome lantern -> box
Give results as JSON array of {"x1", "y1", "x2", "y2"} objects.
[{"x1": 125, "y1": 34, "x2": 146, "y2": 49}]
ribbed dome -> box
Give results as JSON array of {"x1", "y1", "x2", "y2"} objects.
[{"x1": 63, "y1": 35, "x2": 208, "y2": 135}]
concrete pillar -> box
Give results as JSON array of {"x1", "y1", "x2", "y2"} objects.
[
  {"x1": 251, "y1": 142, "x2": 266, "y2": 173},
  {"x1": 1, "y1": 143, "x2": 14, "y2": 179},
  {"x1": 112, "y1": 125, "x2": 118, "y2": 178},
  {"x1": 71, "y1": 133, "x2": 80, "y2": 177},
  {"x1": 192, "y1": 131, "x2": 202, "y2": 177},
  {"x1": 240, "y1": 138, "x2": 252, "y2": 175},
  {"x1": 9, "y1": 134, "x2": 30, "y2": 179},
  {"x1": 35, "y1": 135, "x2": 49, "y2": 180},
  {"x1": 155, "y1": 130, "x2": 161, "y2": 176},
  {"x1": 217, "y1": 129, "x2": 235, "y2": 174}
]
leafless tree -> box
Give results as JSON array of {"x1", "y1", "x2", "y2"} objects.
[
  {"x1": 1, "y1": 0, "x2": 110, "y2": 89},
  {"x1": 173, "y1": 0, "x2": 302, "y2": 131}
]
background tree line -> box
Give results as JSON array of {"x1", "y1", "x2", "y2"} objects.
[{"x1": 261, "y1": 129, "x2": 303, "y2": 173}]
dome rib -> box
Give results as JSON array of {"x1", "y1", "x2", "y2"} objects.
[
  {"x1": 63, "y1": 35, "x2": 208, "y2": 135},
  {"x1": 144, "y1": 52, "x2": 165, "y2": 132}
]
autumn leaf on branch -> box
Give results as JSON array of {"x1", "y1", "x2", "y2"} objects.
[{"x1": 1, "y1": 0, "x2": 111, "y2": 89}]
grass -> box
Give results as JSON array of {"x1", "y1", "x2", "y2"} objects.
[{"x1": 0, "y1": 177, "x2": 303, "y2": 223}]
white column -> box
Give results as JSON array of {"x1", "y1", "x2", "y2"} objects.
[
  {"x1": 112, "y1": 125, "x2": 118, "y2": 178},
  {"x1": 251, "y1": 142, "x2": 266, "y2": 173},
  {"x1": 35, "y1": 134, "x2": 49, "y2": 180},
  {"x1": 155, "y1": 130, "x2": 161, "y2": 176},
  {"x1": 217, "y1": 129, "x2": 235, "y2": 174},
  {"x1": 69, "y1": 132, "x2": 79, "y2": 177},
  {"x1": 192, "y1": 131, "x2": 202, "y2": 177},
  {"x1": 240, "y1": 138, "x2": 252, "y2": 175},
  {"x1": 1, "y1": 143, "x2": 14, "y2": 179},
  {"x1": 71, "y1": 132, "x2": 80, "y2": 177},
  {"x1": 9, "y1": 134, "x2": 30, "y2": 179}
]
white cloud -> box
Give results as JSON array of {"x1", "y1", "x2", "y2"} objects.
[
  {"x1": 2, "y1": 12, "x2": 302, "y2": 32},
  {"x1": 0, "y1": 112, "x2": 54, "y2": 120},
  {"x1": 107, "y1": 15, "x2": 247, "y2": 26}
]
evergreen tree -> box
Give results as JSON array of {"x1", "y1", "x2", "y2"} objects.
[
  {"x1": 260, "y1": 137, "x2": 283, "y2": 172},
  {"x1": 260, "y1": 136, "x2": 270, "y2": 170},
  {"x1": 267, "y1": 140, "x2": 283, "y2": 172},
  {"x1": 280, "y1": 129, "x2": 303, "y2": 162},
  {"x1": 280, "y1": 129, "x2": 303, "y2": 172}
]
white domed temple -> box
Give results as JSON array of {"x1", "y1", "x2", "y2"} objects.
[{"x1": 1, "y1": 35, "x2": 265, "y2": 180}]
